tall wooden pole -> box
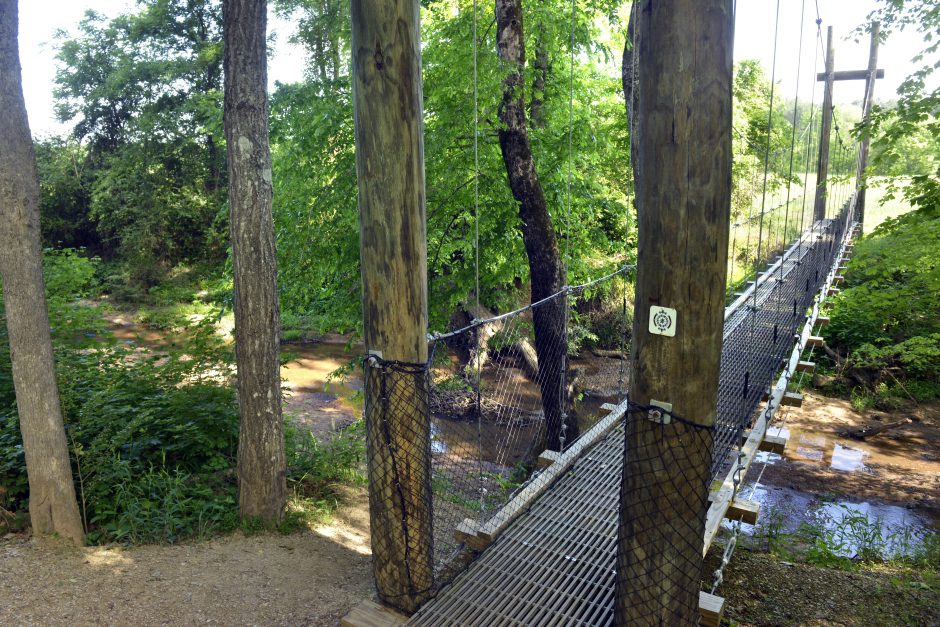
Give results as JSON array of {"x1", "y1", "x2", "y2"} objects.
[
  {"x1": 614, "y1": 1, "x2": 733, "y2": 624},
  {"x1": 350, "y1": 0, "x2": 433, "y2": 613},
  {"x1": 814, "y1": 26, "x2": 835, "y2": 221},
  {"x1": 855, "y1": 21, "x2": 881, "y2": 227}
]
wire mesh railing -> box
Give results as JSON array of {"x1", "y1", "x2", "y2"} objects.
[{"x1": 365, "y1": 195, "x2": 855, "y2": 610}]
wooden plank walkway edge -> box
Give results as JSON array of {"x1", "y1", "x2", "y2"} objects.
[
  {"x1": 702, "y1": 217, "x2": 858, "y2": 556},
  {"x1": 456, "y1": 397, "x2": 631, "y2": 550}
]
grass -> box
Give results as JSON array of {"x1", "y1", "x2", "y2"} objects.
[
  {"x1": 755, "y1": 503, "x2": 940, "y2": 572},
  {"x1": 862, "y1": 177, "x2": 916, "y2": 234}
]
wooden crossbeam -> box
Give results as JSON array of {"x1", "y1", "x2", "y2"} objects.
[
  {"x1": 796, "y1": 360, "x2": 816, "y2": 373},
  {"x1": 816, "y1": 315, "x2": 830, "y2": 326},
  {"x1": 699, "y1": 592, "x2": 726, "y2": 627},
  {"x1": 535, "y1": 449, "x2": 562, "y2": 469},
  {"x1": 817, "y1": 68, "x2": 884, "y2": 81},
  {"x1": 827, "y1": 287, "x2": 841, "y2": 297},
  {"x1": 342, "y1": 600, "x2": 408, "y2": 627},
  {"x1": 726, "y1": 498, "x2": 760, "y2": 525},
  {"x1": 806, "y1": 335, "x2": 825, "y2": 348},
  {"x1": 740, "y1": 430, "x2": 789, "y2": 454},
  {"x1": 831, "y1": 275, "x2": 845, "y2": 284},
  {"x1": 761, "y1": 390, "x2": 803, "y2": 407}
]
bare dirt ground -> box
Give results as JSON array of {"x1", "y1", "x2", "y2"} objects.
[
  {"x1": 708, "y1": 549, "x2": 940, "y2": 626},
  {"x1": 754, "y1": 391, "x2": 940, "y2": 516},
  {"x1": 0, "y1": 487, "x2": 373, "y2": 626}
]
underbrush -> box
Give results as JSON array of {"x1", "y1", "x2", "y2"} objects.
[
  {"x1": 0, "y1": 248, "x2": 365, "y2": 543},
  {"x1": 820, "y1": 204, "x2": 939, "y2": 409}
]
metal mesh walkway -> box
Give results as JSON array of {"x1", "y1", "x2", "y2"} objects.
[
  {"x1": 411, "y1": 422, "x2": 625, "y2": 625},
  {"x1": 408, "y1": 209, "x2": 854, "y2": 626}
]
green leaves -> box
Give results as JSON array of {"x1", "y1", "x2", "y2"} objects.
[{"x1": 827, "y1": 203, "x2": 940, "y2": 390}]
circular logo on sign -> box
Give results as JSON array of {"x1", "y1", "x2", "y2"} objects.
[{"x1": 653, "y1": 309, "x2": 673, "y2": 333}]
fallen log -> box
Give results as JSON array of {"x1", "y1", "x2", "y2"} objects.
[{"x1": 842, "y1": 417, "x2": 912, "y2": 441}]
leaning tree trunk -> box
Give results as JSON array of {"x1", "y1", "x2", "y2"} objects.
[
  {"x1": 495, "y1": 0, "x2": 577, "y2": 451},
  {"x1": 0, "y1": 0, "x2": 84, "y2": 546},
  {"x1": 622, "y1": 2, "x2": 640, "y2": 187},
  {"x1": 223, "y1": 0, "x2": 287, "y2": 524}
]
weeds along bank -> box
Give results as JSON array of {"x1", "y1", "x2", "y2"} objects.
[
  {"x1": 821, "y1": 202, "x2": 940, "y2": 410},
  {"x1": 0, "y1": 250, "x2": 365, "y2": 544}
]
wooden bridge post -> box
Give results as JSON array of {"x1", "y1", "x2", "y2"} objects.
[
  {"x1": 615, "y1": 1, "x2": 733, "y2": 624},
  {"x1": 350, "y1": 0, "x2": 434, "y2": 613},
  {"x1": 814, "y1": 26, "x2": 835, "y2": 222},
  {"x1": 855, "y1": 21, "x2": 881, "y2": 227}
]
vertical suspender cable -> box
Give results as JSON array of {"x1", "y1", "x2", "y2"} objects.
[
  {"x1": 752, "y1": 0, "x2": 782, "y2": 303},
  {"x1": 471, "y1": 0, "x2": 485, "y2": 514}
]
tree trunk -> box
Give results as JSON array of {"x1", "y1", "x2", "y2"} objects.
[
  {"x1": 0, "y1": 0, "x2": 84, "y2": 546},
  {"x1": 615, "y1": 1, "x2": 732, "y2": 624},
  {"x1": 622, "y1": 2, "x2": 640, "y2": 187},
  {"x1": 495, "y1": 0, "x2": 576, "y2": 451},
  {"x1": 350, "y1": 0, "x2": 434, "y2": 611},
  {"x1": 223, "y1": 0, "x2": 287, "y2": 524}
]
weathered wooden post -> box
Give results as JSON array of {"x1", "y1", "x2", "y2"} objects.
[
  {"x1": 614, "y1": 1, "x2": 733, "y2": 624},
  {"x1": 855, "y1": 21, "x2": 881, "y2": 226},
  {"x1": 814, "y1": 26, "x2": 835, "y2": 222},
  {"x1": 350, "y1": 0, "x2": 434, "y2": 613}
]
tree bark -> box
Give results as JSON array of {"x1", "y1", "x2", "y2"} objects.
[
  {"x1": 0, "y1": 0, "x2": 85, "y2": 546},
  {"x1": 223, "y1": 0, "x2": 287, "y2": 524},
  {"x1": 615, "y1": 1, "x2": 732, "y2": 624},
  {"x1": 350, "y1": 0, "x2": 434, "y2": 611},
  {"x1": 622, "y1": 2, "x2": 640, "y2": 189},
  {"x1": 495, "y1": 0, "x2": 576, "y2": 451}
]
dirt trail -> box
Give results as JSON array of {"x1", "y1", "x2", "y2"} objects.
[{"x1": 0, "y1": 488, "x2": 373, "y2": 626}]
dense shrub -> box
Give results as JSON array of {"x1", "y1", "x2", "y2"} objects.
[{"x1": 826, "y1": 204, "x2": 939, "y2": 399}]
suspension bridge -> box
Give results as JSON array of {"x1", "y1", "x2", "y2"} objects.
[{"x1": 340, "y1": 0, "x2": 882, "y2": 624}]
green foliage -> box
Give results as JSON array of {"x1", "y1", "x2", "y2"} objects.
[
  {"x1": 285, "y1": 419, "x2": 366, "y2": 496},
  {"x1": 860, "y1": 1, "x2": 940, "y2": 213},
  {"x1": 828, "y1": 206, "x2": 940, "y2": 353},
  {"x1": 53, "y1": 1, "x2": 227, "y2": 278},
  {"x1": 34, "y1": 138, "x2": 99, "y2": 251}
]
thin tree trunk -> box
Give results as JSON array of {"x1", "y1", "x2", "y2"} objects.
[
  {"x1": 0, "y1": 0, "x2": 84, "y2": 546},
  {"x1": 529, "y1": 29, "x2": 547, "y2": 128},
  {"x1": 495, "y1": 0, "x2": 576, "y2": 451},
  {"x1": 223, "y1": 0, "x2": 287, "y2": 524},
  {"x1": 622, "y1": 2, "x2": 640, "y2": 187}
]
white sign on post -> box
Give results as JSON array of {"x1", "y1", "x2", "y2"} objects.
[{"x1": 648, "y1": 305, "x2": 677, "y2": 337}]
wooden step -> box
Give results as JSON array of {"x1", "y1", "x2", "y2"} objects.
[
  {"x1": 815, "y1": 316, "x2": 830, "y2": 326},
  {"x1": 739, "y1": 430, "x2": 789, "y2": 454}
]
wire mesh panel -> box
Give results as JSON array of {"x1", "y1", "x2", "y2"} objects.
[
  {"x1": 614, "y1": 406, "x2": 715, "y2": 624},
  {"x1": 424, "y1": 271, "x2": 632, "y2": 574}
]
